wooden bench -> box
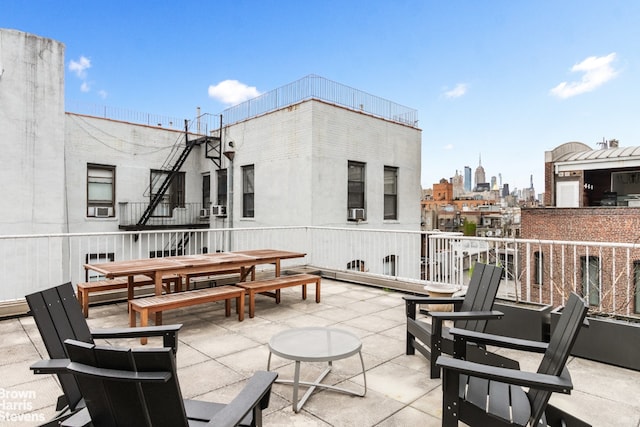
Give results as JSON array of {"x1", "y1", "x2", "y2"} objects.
[
  {"x1": 129, "y1": 285, "x2": 245, "y2": 332},
  {"x1": 236, "y1": 273, "x2": 321, "y2": 318},
  {"x1": 77, "y1": 275, "x2": 179, "y2": 318}
]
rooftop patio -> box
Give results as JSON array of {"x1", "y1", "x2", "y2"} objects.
[{"x1": 2, "y1": 277, "x2": 639, "y2": 426}]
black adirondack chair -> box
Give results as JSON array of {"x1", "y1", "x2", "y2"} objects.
[
  {"x1": 26, "y1": 282, "x2": 182, "y2": 426},
  {"x1": 61, "y1": 339, "x2": 277, "y2": 427},
  {"x1": 405, "y1": 263, "x2": 519, "y2": 378},
  {"x1": 437, "y1": 292, "x2": 591, "y2": 427}
]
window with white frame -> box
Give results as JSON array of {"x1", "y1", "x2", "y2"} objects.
[
  {"x1": 384, "y1": 166, "x2": 398, "y2": 220},
  {"x1": 85, "y1": 252, "x2": 115, "y2": 281},
  {"x1": 202, "y1": 173, "x2": 210, "y2": 209},
  {"x1": 348, "y1": 161, "x2": 365, "y2": 220},
  {"x1": 634, "y1": 261, "x2": 640, "y2": 314},
  {"x1": 242, "y1": 165, "x2": 254, "y2": 218},
  {"x1": 534, "y1": 251, "x2": 543, "y2": 284},
  {"x1": 87, "y1": 164, "x2": 115, "y2": 217},
  {"x1": 217, "y1": 169, "x2": 227, "y2": 206},
  {"x1": 581, "y1": 255, "x2": 600, "y2": 306},
  {"x1": 150, "y1": 170, "x2": 185, "y2": 217},
  {"x1": 383, "y1": 254, "x2": 397, "y2": 276},
  {"x1": 347, "y1": 260, "x2": 365, "y2": 272}
]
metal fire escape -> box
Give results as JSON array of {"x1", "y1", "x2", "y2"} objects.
[{"x1": 135, "y1": 116, "x2": 222, "y2": 230}]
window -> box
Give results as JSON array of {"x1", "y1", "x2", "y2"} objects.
[
  {"x1": 347, "y1": 260, "x2": 365, "y2": 272},
  {"x1": 217, "y1": 169, "x2": 228, "y2": 206},
  {"x1": 202, "y1": 174, "x2": 210, "y2": 209},
  {"x1": 634, "y1": 261, "x2": 640, "y2": 314},
  {"x1": 150, "y1": 170, "x2": 185, "y2": 217},
  {"x1": 534, "y1": 251, "x2": 543, "y2": 284},
  {"x1": 384, "y1": 166, "x2": 398, "y2": 220},
  {"x1": 87, "y1": 164, "x2": 115, "y2": 217},
  {"x1": 383, "y1": 255, "x2": 397, "y2": 276},
  {"x1": 85, "y1": 252, "x2": 114, "y2": 281},
  {"x1": 348, "y1": 161, "x2": 365, "y2": 219},
  {"x1": 242, "y1": 165, "x2": 254, "y2": 218},
  {"x1": 581, "y1": 256, "x2": 600, "y2": 306}
]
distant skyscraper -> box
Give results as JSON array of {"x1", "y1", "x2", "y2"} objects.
[
  {"x1": 452, "y1": 170, "x2": 464, "y2": 198},
  {"x1": 491, "y1": 176, "x2": 498, "y2": 191},
  {"x1": 474, "y1": 154, "x2": 486, "y2": 190},
  {"x1": 464, "y1": 166, "x2": 471, "y2": 192},
  {"x1": 502, "y1": 183, "x2": 510, "y2": 198}
]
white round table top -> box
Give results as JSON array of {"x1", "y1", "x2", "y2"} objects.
[{"x1": 268, "y1": 327, "x2": 362, "y2": 362}]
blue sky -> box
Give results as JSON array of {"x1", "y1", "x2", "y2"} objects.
[{"x1": 4, "y1": 1, "x2": 640, "y2": 193}]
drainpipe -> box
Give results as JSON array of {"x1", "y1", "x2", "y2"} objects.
[{"x1": 224, "y1": 141, "x2": 235, "y2": 251}]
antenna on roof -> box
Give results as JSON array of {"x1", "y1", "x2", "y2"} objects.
[{"x1": 596, "y1": 137, "x2": 607, "y2": 150}]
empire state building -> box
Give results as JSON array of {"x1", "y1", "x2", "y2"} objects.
[{"x1": 474, "y1": 154, "x2": 486, "y2": 190}]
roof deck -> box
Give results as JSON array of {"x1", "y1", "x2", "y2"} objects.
[{"x1": 3, "y1": 278, "x2": 639, "y2": 426}]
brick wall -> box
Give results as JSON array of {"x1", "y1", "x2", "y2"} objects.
[{"x1": 520, "y1": 207, "x2": 640, "y2": 315}]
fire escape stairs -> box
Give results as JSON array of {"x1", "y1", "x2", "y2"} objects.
[{"x1": 135, "y1": 121, "x2": 221, "y2": 230}]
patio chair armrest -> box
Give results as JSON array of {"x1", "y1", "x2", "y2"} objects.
[
  {"x1": 404, "y1": 296, "x2": 465, "y2": 318},
  {"x1": 436, "y1": 356, "x2": 573, "y2": 393},
  {"x1": 404, "y1": 295, "x2": 465, "y2": 305},
  {"x1": 206, "y1": 371, "x2": 278, "y2": 427},
  {"x1": 449, "y1": 327, "x2": 549, "y2": 353},
  {"x1": 430, "y1": 310, "x2": 504, "y2": 322},
  {"x1": 30, "y1": 358, "x2": 70, "y2": 375},
  {"x1": 91, "y1": 323, "x2": 182, "y2": 352},
  {"x1": 67, "y1": 361, "x2": 172, "y2": 383}
]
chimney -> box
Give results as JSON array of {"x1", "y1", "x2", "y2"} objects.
[{"x1": 609, "y1": 139, "x2": 619, "y2": 148}]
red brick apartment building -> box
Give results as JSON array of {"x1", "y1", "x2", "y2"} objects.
[{"x1": 520, "y1": 141, "x2": 640, "y2": 315}]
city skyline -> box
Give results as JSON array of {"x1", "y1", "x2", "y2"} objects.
[{"x1": 3, "y1": 1, "x2": 640, "y2": 192}]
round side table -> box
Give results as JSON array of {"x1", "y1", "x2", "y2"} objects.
[{"x1": 267, "y1": 327, "x2": 367, "y2": 412}]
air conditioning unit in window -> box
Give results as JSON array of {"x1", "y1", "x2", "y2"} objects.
[
  {"x1": 199, "y1": 208, "x2": 210, "y2": 218},
  {"x1": 95, "y1": 207, "x2": 110, "y2": 218},
  {"x1": 348, "y1": 208, "x2": 365, "y2": 221},
  {"x1": 212, "y1": 205, "x2": 227, "y2": 217}
]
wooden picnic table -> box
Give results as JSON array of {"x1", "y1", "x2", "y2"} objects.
[{"x1": 84, "y1": 249, "x2": 306, "y2": 324}]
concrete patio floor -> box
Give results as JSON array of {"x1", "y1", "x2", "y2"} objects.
[{"x1": 2, "y1": 278, "x2": 640, "y2": 426}]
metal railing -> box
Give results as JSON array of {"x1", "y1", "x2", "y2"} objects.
[
  {"x1": 1, "y1": 227, "x2": 638, "y2": 319},
  {"x1": 118, "y1": 202, "x2": 210, "y2": 227},
  {"x1": 221, "y1": 75, "x2": 419, "y2": 128},
  {"x1": 65, "y1": 103, "x2": 222, "y2": 136}
]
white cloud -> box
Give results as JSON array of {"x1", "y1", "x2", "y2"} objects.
[
  {"x1": 444, "y1": 143, "x2": 454, "y2": 150},
  {"x1": 550, "y1": 53, "x2": 618, "y2": 99},
  {"x1": 69, "y1": 56, "x2": 91, "y2": 79},
  {"x1": 98, "y1": 90, "x2": 108, "y2": 99},
  {"x1": 80, "y1": 82, "x2": 90, "y2": 92},
  {"x1": 208, "y1": 80, "x2": 261, "y2": 105},
  {"x1": 444, "y1": 83, "x2": 468, "y2": 99}
]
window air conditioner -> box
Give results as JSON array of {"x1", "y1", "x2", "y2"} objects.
[
  {"x1": 348, "y1": 208, "x2": 365, "y2": 221},
  {"x1": 212, "y1": 205, "x2": 227, "y2": 217},
  {"x1": 199, "y1": 208, "x2": 210, "y2": 218},
  {"x1": 95, "y1": 207, "x2": 110, "y2": 218}
]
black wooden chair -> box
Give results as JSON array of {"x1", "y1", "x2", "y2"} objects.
[
  {"x1": 26, "y1": 282, "x2": 182, "y2": 426},
  {"x1": 61, "y1": 339, "x2": 277, "y2": 427},
  {"x1": 405, "y1": 263, "x2": 519, "y2": 378},
  {"x1": 437, "y1": 292, "x2": 591, "y2": 427}
]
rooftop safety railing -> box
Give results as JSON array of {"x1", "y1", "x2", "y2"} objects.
[
  {"x1": 65, "y1": 75, "x2": 418, "y2": 131},
  {"x1": 1, "y1": 227, "x2": 638, "y2": 319},
  {"x1": 221, "y1": 75, "x2": 419, "y2": 127}
]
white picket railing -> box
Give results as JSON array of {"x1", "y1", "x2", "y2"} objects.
[{"x1": 1, "y1": 227, "x2": 638, "y2": 319}]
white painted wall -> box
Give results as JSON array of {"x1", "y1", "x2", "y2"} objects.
[
  {"x1": 224, "y1": 100, "x2": 422, "y2": 230},
  {"x1": 64, "y1": 114, "x2": 209, "y2": 232},
  {"x1": 0, "y1": 29, "x2": 65, "y2": 235}
]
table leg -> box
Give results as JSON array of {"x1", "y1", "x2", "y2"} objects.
[
  {"x1": 154, "y1": 272, "x2": 163, "y2": 326},
  {"x1": 127, "y1": 275, "x2": 134, "y2": 310},
  {"x1": 292, "y1": 361, "x2": 301, "y2": 413}
]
